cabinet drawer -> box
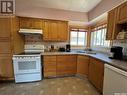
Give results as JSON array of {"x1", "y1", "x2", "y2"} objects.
[{"x1": 44, "y1": 56, "x2": 56, "y2": 62}]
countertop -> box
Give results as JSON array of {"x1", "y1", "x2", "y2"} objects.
[{"x1": 41, "y1": 51, "x2": 127, "y2": 72}]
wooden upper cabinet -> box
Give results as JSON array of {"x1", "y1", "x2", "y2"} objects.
[
  {"x1": 57, "y1": 21, "x2": 68, "y2": 41},
  {"x1": 19, "y1": 17, "x2": 42, "y2": 29},
  {"x1": 43, "y1": 20, "x2": 68, "y2": 41},
  {"x1": 106, "y1": 8, "x2": 118, "y2": 40},
  {"x1": 77, "y1": 55, "x2": 89, "y2": 77},
  {"x1": 0, "y1": 18, "x2": 11, "y2": 38},
  {"x1": 88, "y1": 58, "x2": 104, "y2": 93},
  {"x1": 117, "y1": 1, "x2": 127, "y2": 23},
  {"x1": 50, "y1": 21, "x2": 58, "y2": 41}
]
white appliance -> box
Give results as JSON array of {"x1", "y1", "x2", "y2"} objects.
[
  {"x1": 13, "y1": 45, "x2": 44, "y2": 83},
  {"x1": 103, "y1": 64, "x2": 127, "y2": 95},
  {"x1": 19, "y1": 29, "x2": 43, "y2": 35}
]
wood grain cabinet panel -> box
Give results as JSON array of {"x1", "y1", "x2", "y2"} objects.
[
  {"x1": 43, "y1": 56, "x2": 57, "y2": 77},
  {"x1": 88, "y1": 58, "x2": 104, "y2": 93},
  {"x1": 57, "y1": 55, "x2": 77, "y2": 76},
  {"x1": 0, "y1": 56, "x2": 13, "y2": 78},
  {"x1": 77, "y1": 55, "x2": 89, "y2": 77},
  {"x1": 0, "y1": 17, "x2": 24, "y2": 80},
  {"x1": 106, "y1": 8, "x2": 118, "y2": 40},
  {"x1": 117, "y1": 1, "x2": 127, "y2": 23},
  {"x1": 57, "y1": 21, "x2": 68, "y2": 41},
  {"x1": 19, "y1": 17, "x2": 42, "y2": 29},
  {"x1": 43, "y1": 20, "x2": 68, "y2": 41}
]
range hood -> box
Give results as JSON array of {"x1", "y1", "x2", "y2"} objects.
[{"x1": 19, "y1": 29, "x2": 43, "y2": 35}]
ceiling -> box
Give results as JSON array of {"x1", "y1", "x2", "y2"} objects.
[{"x1": 16, "y1": 0, "x2": 102, "y2": 12}]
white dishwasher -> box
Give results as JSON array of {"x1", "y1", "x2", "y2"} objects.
[{"x1": 103, "y1": 64, "x2": 127, "y2": 95}]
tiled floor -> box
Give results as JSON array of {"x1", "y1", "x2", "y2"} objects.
[{"x1": 0, "y1": 77, "x2": 100, "y2": 95}]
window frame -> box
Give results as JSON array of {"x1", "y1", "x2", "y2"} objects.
[
  {"x1": 70, "y1": 28, "x2": 88, "y2": 47},
  {"x1": 91, "y1": 24, "x2": 111, "y2": 48}
]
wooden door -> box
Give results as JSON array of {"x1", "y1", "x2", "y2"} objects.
[
  {"x1": 117, "y1": 2, "x2": 127, "y2": 23},
  {"x1": 106, "y1": 8, "x2": 118, "y2": 40},
  {"x1": 57, "y1": 55, "x2": 77, "y2": 76},
  {"x1": 89, "y1": 58, "x2": 104, "y2": 93},
  {"x1": 32, "y1": 19, "x2": 42, "y2": 29},
  {"x1": 49, "y1": 21, "x2": 58, "y2": 41},
  {"x1": 0, "y1": 17, "x2": 12, "y2": 54},
  {"x1": 19, "y1": 17, "x2": 32, "y2": 29},
  {"x1": 88, "y1": 59, "x2": 96, "y2": 85},
  {"x1": 58, "y1": 21, "x2": 68, "y2": 41},
  {"x1": 77, "y1": 55, "x2": 89, "y2": 76},
  {"x1": 19, "y1": 17, "x2": 42, "y2": 29},
  {"x1": 43, "y1": 56, "x2": 57, "y2": 77},
  {"x1": 43, "y1": 20, "x2": 50, "y2": 41},
  {"x1": 0, "y1": 56, "x2": 13, "y2": 78},
  {"x1": 94, "y1": 60, "x2": 104, "y2": 92}
]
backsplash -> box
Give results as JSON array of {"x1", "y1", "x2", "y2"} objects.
[
  {"x1": 113, "y1": 40, "x2": 127, "y2": 56},
  {"x1": 25, "y1": 35, "x2": 69, "y2": 50}
]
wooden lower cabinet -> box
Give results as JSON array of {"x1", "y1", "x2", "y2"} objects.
[
  {"x1": 57, "y1": 55, "x2": 77, "y2": 76},
  {"x1": 77, "y1": 55, "x2": 89, "y2": 77},
  {"x1": 88, "y1": 58, "x2": 104, "y2": 93},
  {"x1": 43, "y1": 55, "x2": 77, "y2": 77},
  {"x1": 0, "y1": 55, "x2": 14, "y2": 78},
  {"x1": 43, "y1": 56, "x2": 57, "y2": 77}
]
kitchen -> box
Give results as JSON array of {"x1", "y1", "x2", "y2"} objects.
[{"x1": 0, "y1": 0, "x2": 127, "y2": 95}]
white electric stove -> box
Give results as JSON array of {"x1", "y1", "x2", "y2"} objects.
[{"x1": 13, "y1": 45, "x2": 44, "y2": 83}]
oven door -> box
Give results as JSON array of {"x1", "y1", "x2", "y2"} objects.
[{"x1": 13, "y1": 57, "x2": 41, "y2": 74}]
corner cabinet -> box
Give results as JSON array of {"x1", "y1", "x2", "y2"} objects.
[
  {"x1": 106, "y1": 1, "x2": 127, "y2": 40},
  {"x1": 88, "y1": 58, "x2": 104, "y2": 93},
  {"x1": 43, "y1": 20, "x2": 68, "y2": 42}
]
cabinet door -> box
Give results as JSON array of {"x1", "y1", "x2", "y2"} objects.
[
  {"x1": 0, "y1": 18, "x2": 12, "y2": 54},
  {"x1": 106, "y1": 8, "x2": 118, "y2": 40},
  {"x1": 19, "y1": 17, "x2": 42, "y2": 29},
  {"x1": 0, "y1": 56, "x2": 13, "y2": 78},
  {"x1": 77, "y1": 55, "x2": 89, "y2": 76},
  {"x1": 94, "y1": 60, "x2": 104, "y2": 92},
  {"x1": 43, "y1": 56, "x2": 57, "y2": 77},
  {"x1": 43, "y1": 20, "x2": 50, "y2": 41},
  {"x1": 19, "y1": 17, "x2": 32, "y2": 29},
  {"x1": 31, "y1": 19, "x2": 42, "y2": 29},
  {"x1": 118, "y1": 2, "x2": 127, "y2": 23},
  {"x1": 0, "y1": 18, "x2": 11, "y2": 38},
  {"x1": 88, "y1": 59, "x2": 96, "y2": 85},
  {"x1": 57, "y1": 55, "x2": 77, "y2": 76},
  {"x1": 0, "y1": 41, "x2": 11, "y2": 54},
  {"x1": 88, "y1": 58, "x2": 104, "y2": 93},
  {"x1": 49, "y1": 21, "x2": 58, "y2": 41},
  {"x1": 58, "y1": 21, "x2": 68, "y2": 41}
]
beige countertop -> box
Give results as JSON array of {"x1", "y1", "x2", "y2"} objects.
[{"x1": 41, "y1": 51, "x2": 127, "y2": 72}]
